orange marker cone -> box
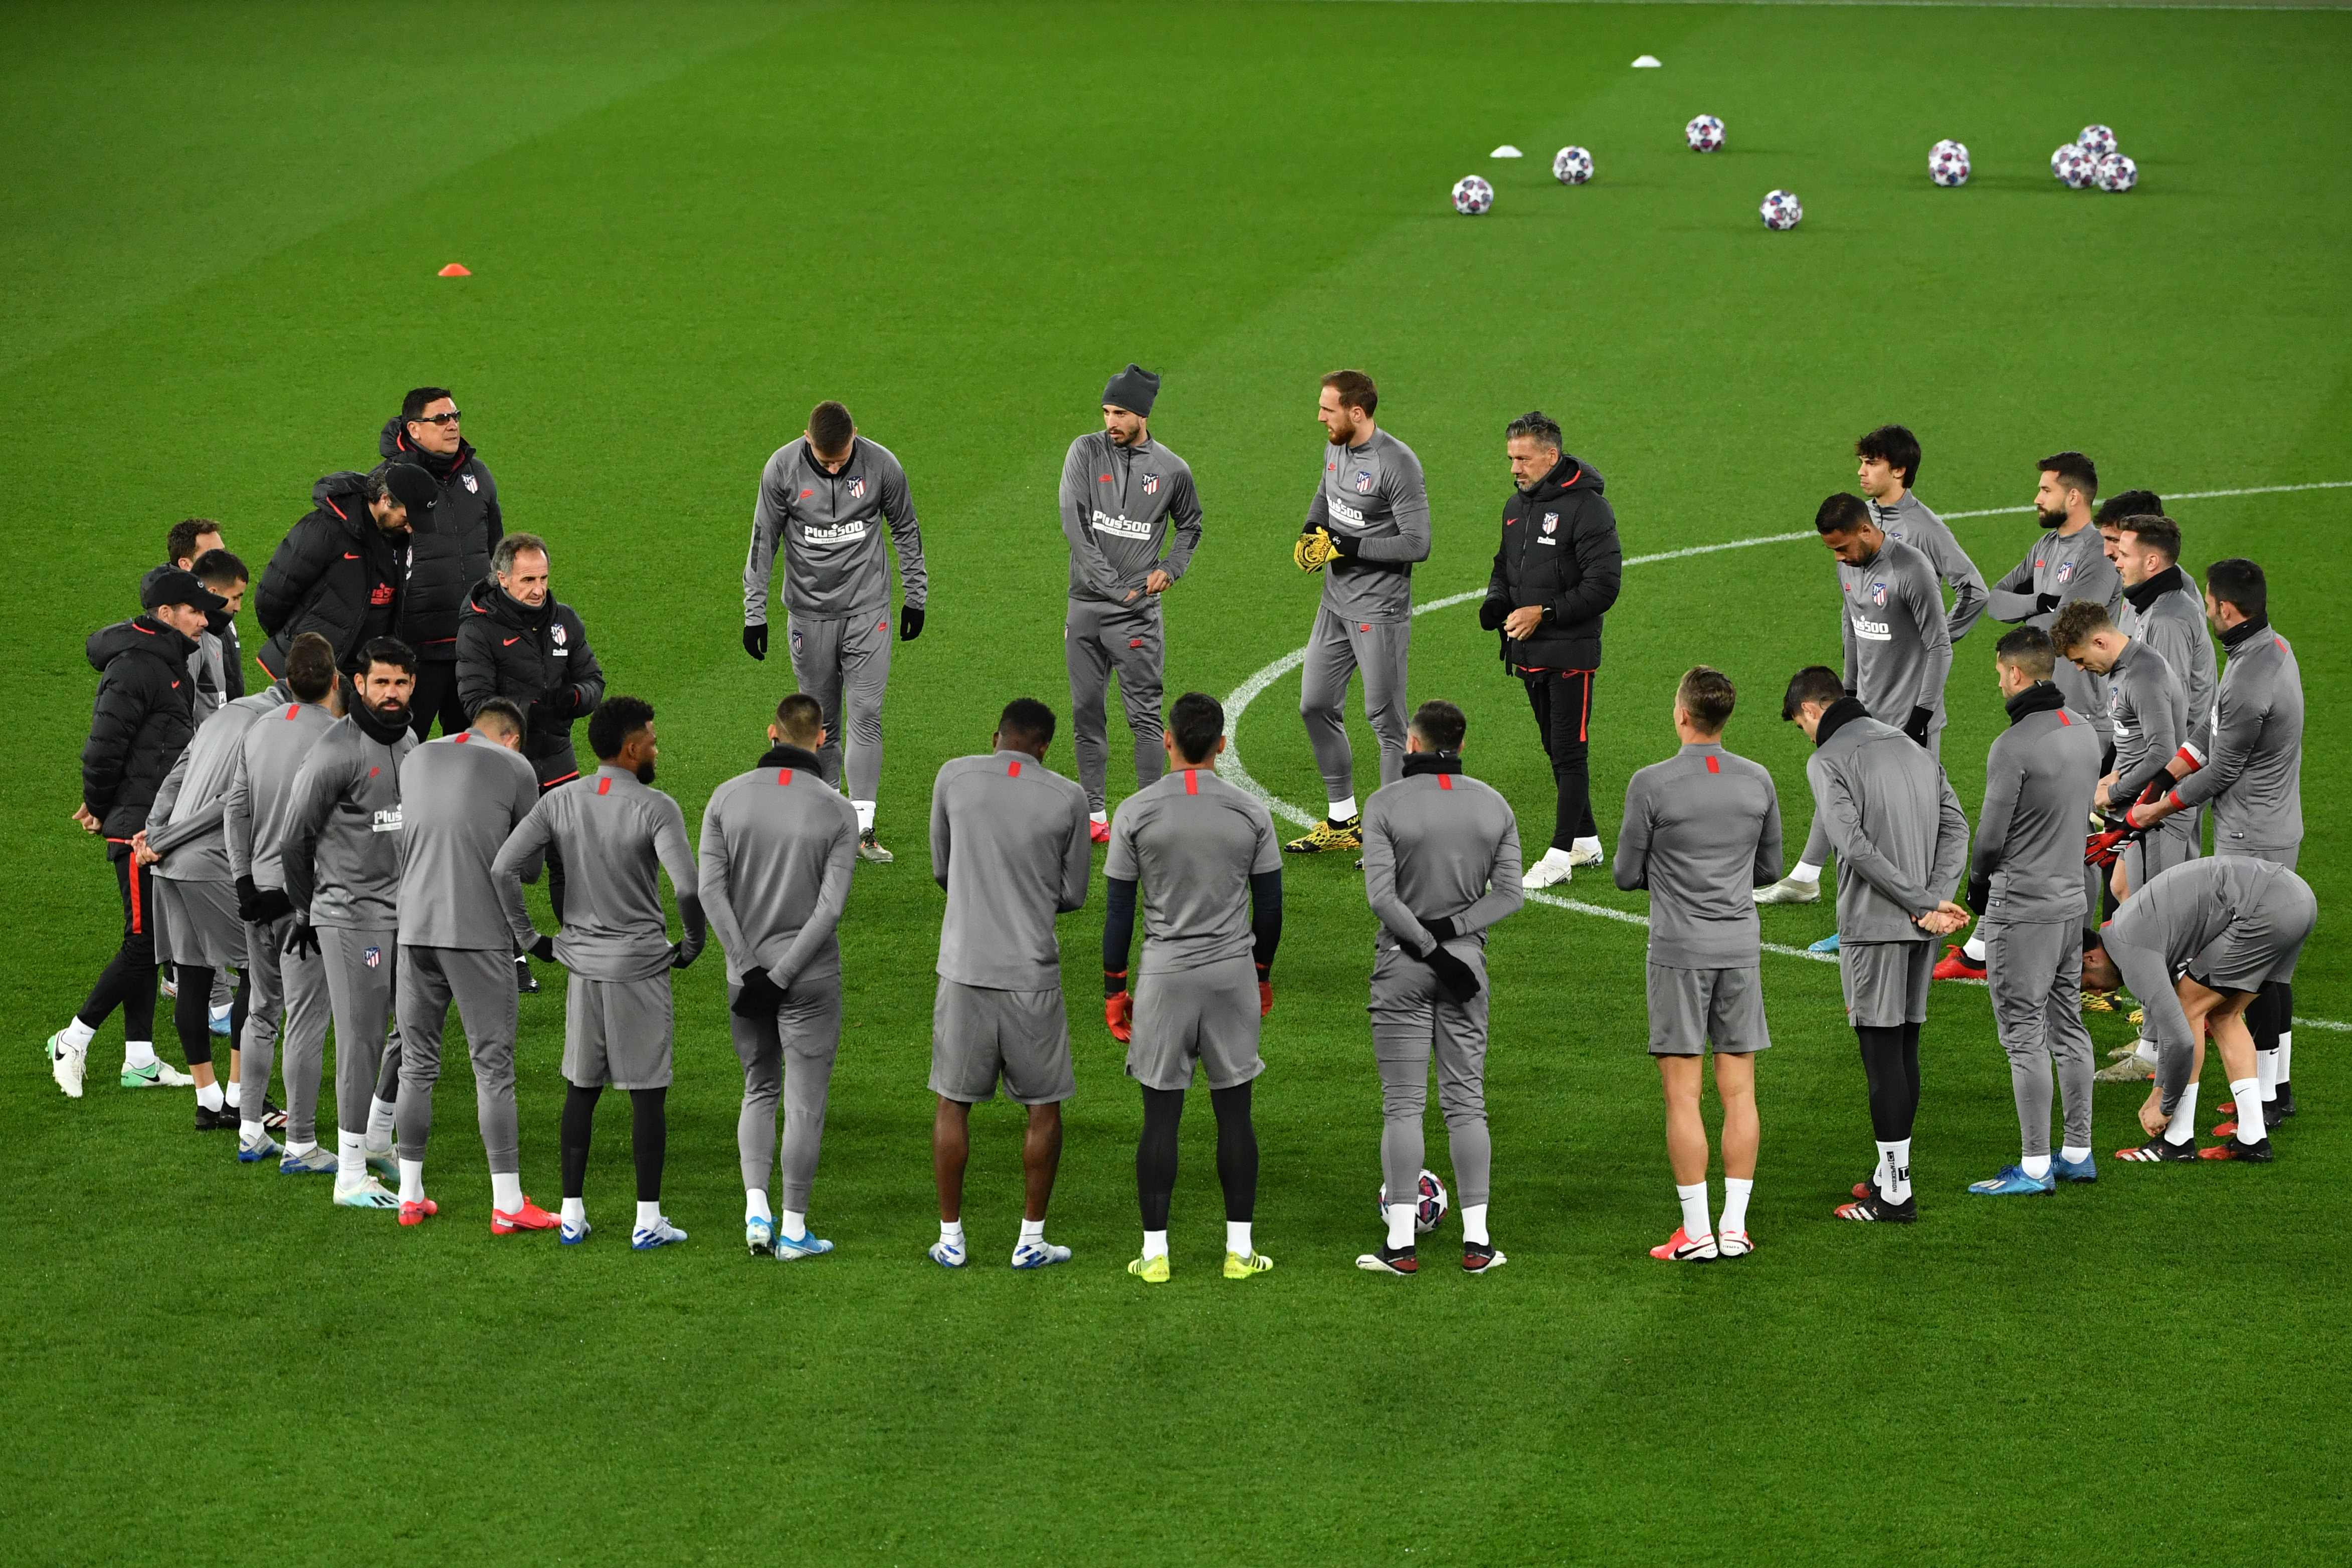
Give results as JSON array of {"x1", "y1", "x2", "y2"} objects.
[{"x1": 438, "y1": 263, "x2": 471, "y2": 277}]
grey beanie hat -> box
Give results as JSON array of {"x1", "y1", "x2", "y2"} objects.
[{"x1": 1102, "y1": 363, "x2": 1160, "y2": 417}]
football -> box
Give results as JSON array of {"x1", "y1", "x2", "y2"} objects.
[
  {"x1": 1760, "y1": 188, "x2": 1803, "y2": 230},
  {"x1": 1930, "y1": 139, "x2": 1971, "y2": 187},
  {"x1": 2095, "y1": 152, "x2": 2138, "y2": 193},
  {"x1": 1451, "y1": 174, "x2": 1494, "y2": 216},
  {"x1": 2051, "y1": 144, "x2": 2096, "y2": 188},
  {"x1": 1379, "y1": 1169, "x2": 1451, "y2": 1233},
  {"x1": 1686, "y1": 114, "x2": 1724, "y2": 152},
  {"x1": 1552, "y1": 145, "x2": 1595, "y2": 185},
  {"x1": 2078, "y1": 123, "x2": 2119, "y2": 157}
]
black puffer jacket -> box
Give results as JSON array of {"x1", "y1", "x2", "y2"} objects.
[
  {"x1": 82, "y1": 616, "x2": 199, "y2": 840},
  {"x1": 379, "y1": 418, "x2": 501, "y2": 661},
  {"x1": 1480, "y1": 453, "x2": 1624, "y2": 671},
  {"x1": 455, "y1": 577, "x2": 605, "y2": 787},
  {"x1": 255, "y1": 472, "x2": 410, "y2": 677}
]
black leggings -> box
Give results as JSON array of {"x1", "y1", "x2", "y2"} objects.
[
  {"x1": 1136, "y1": 1082, "x2": 1259, "y2": 1230},
  {"x1": 76, "y1": 850, "x2": 159, "y2": 1045},
  {"x1": 560, "y1": 1083, "x2": 668, "y2": 1201},
  {"x1": 169, "y1": 964, "x2": 249, "y2": 1070},
  {"x1": 1858, "y1": 1023, "x2": 1922, "y2": 1141}
]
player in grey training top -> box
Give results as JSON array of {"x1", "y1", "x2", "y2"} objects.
[
  {"x1": 742, "y1": 399, "x2": 929, "y2": 862},
  {"x1": 1987, "y1": 452, "x2": 2123, "y2": 751},
  {"x1": 1356, "y1": 699, "x2": 1524, "y2": 1278},
  {"x1": 1060, "y1": 364, "x2": 1204, "y2": 838},
  {"x1": 1856, "y1": 424, "x2": 1988, "y2": 645},
  {"x1": 1104, "y1": 692, "x2": 1283, "y2": 1282},
  {"x1": 927, "y1": 697, "x2": 1092, "y2": 1270},
  {"x1": 494, "y1": 696, "x2": 706, "y2": 1250},
  {"x1": 390, "y1": 698, "x2": 558, "y2": 1232},
  {"x1": 700, "y1": 693, "x2": 858, "y2": 1262},
  {"x1": 2087, "y1": 856, "x2": 2314, "y2": 1165},
  {"x1": 1783, "y1": 666, "x2": 1971, "y2": 1225},
  {"x1": 1285, "y1": 370, "x2": 1432, "y2": 854},
  {"x1": 1960, "y1": 629, "x2": 2103, "y2": 1198},
  {"x1": 279, "y1": 637, "x2": 418, "y2": 1208},
  {"x1": 224, "y1": 633, "x2": 341, "y2": 1172},
  {"x1": 2048, "y1": 602, "x2": 2191, "y2": 894},
  {"x1": 1614, "y1": 667, "x2": 1780, "y2": 1262},
  {"x1": 2109, "y1": 512, "x2": 2216, "y2": 742}
]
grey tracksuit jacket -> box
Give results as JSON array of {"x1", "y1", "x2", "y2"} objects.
[
  {"x1": 2106, "y1": 637, "x2": 2187, "y2": 801},
  {"x1": 2119, "y1": 566, "x2": 2216, "y2": 740},
  {"x1": 1867, "y1": 492, "x2": 1987, "y2": 644},
  {"x1": 281, "y1": 713, "x2": 416, "y2": 929},
  {"x1": 1360, "y1": 758, "x2": 1525, "y2": 958},
  {"x1": 1971, "y1": 685, "x2": 2102, "y2": 921},
  {"x1": 745, "y1": 436, "x2": 929, "y2": 623},
  {"x1": 700, "y1": 744, "x2": 861, "y2": 991},
  {"x1": 1304, "y1": 428, "x2": 1431, "y2": 624},
  {"x1": 1989, "y1": 523, "x2": 2123, "y2": 748},
  {"x1": 396, "y1": 731, "x2": 544, "y2": 950},
  {"x1": 2174, "y1": 620, "x2": 2302, "y2": 858},
  {"x1": 224, "y1": 698, "x2": 339, "y2": 887},
  {"x1": 494, "y1": 765, "x2": 706, "y2": 983},
  {"x1": 1614, "y1": 742, "x2": 1782, "y2": 967},
  {"x1": 1839, "y1": 535, "x2": 1953, "y2": 734},
  {"x1": 930, "y1": 749, "x2": 1093, "y2": 992},
  {"x1": 1059, "y1": 433, "x2": 1203, "y2": 607},
  {"x1": 147, "y1": 684, "x2": 288, "y2": 882},
  {"x1": 1805, "y1": 702, "x2": 1970, "y2": 942}
]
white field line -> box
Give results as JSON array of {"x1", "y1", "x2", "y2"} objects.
[{"x1": 1220, "y1": 479, "x2": 2352, "y2": 1032}]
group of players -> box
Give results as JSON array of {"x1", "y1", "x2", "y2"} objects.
[{"x1": 46, "y1": 368, "x2": 2311, "y2": 1275}]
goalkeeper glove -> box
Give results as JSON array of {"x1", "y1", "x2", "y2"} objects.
[
  {"x1": 1256, "y1": 960, "x2": 1273, "y2": 1018},
  {"x1": 1293, "y1": 527, "x2": 1338, "y2": 573}
]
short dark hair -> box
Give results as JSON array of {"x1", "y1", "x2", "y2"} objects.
[
  {"x1": 1996, "y1": 625, "x2": 2057, "y2": 678},
  {"x1": 2116, "y1": 513, "x2": 2181, "y2": 564},
  {"x1": 1321, "y1": 369, "x2": 1377, "y2": 417},
  {"x1": 996, "y1": 697, "x2": 1057, "y2": 753},
  {"x1": 401, "y1": 386, "x2": 454, "y2": 421},
  {"x1": 1677, "y1": 666, "x2": 1736, "y2": 733},
  {"x1": 360, "y1": 636, "x2": 417, "y2": 677},
  {"x1": 588, "y1": 695, "x2": 655, "y2": 761},
  {"x1": 493, "y1": 532, "x2": 548, "y2": 577},
  {"x1": 2038, "y1": 451, "x2": 2099, "y2": 502},
  {"x1": 808, "y1": 401, "x2": 855, "y2": 457},
  {"x1": 166, "y1": 518, "x2": 223, "y2": 565},
  {"x1": 773, "y1": 691, "x2": 824, "y2": 745},
  {"x1": 1815, "y1": 492, "x2": 1871, "y2": 535},
  {"x1": 1504, "y1": 410, "x2": 1561, "y2": 451},
  {"x1": 286, "y1": 632, "x2": 337, "y2": 702},
  {"x1": 2046, "y1": 602, "x2": 2111, "y2": 656},
  {"x1": 2206, "y1": 558, "x2": 2266, "y2": 622},
  {"x1": 471, "y1": 697, "x2": 527, "y2": 739},
  {"x1": 1167, "y1": 691, "x2": 1224, "y2": 765},
  {"x1": 2095, "y1": 488, "x2": 2163, "y2": 527},
  {"x1": 190, "y1": 547, "x2": 247, "y2": 588},
  {"x1": 1408, "y1": 699, "x2": 1466, "y2": 755},
  {"x1": 1855, "y1": 424, "x2": 1921, "y2": 487},
  {"x1": 1781, "y1": 665, "x2": 1845, "y2": 721}
]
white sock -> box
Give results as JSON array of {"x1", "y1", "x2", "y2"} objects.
[
  {"x1": 2060, "y1": 1145, "x2": 2091, "y2": 1164},
  {"x1": 2277, "y1": 1033, "x2": 2292, "y2": 1084},
  {"x1": 2231, "y1": 1077, "x2": 2265, "y2": 1145},
  {"x1": 1572, "y1": 835, "x2": 1603, "y2": 856},
  {"x1": 1385, "y1": 1202, "x2": 1416, "y2": 1250},
  {"x1": 1460, "y1": 1202, "x2": 1490, "y2": 1246},
  {"x1": 1675, "y1": 1182, "x2": 1712, "y2": 1241},
  {"x1": 223, "y1": 1078, "x2": 242, "y2": 1109},
  {"x1": 635, "y1": 1200, "x2": 662, "y2": 1231},
  {"x1": 288, "y1": 1138, "x2": 317, "y2": 1158},
  {"x1": 61, "y1": 1017, "x2": 97, "y2": 1050},
  {"x1": 123, "y1": 1038, "x2": 157, "y2": 1069},
  {"x1": 853, "y1": 800, "x2": 876, "y2": 834},
  {"x1": 561, "y1": 1197, "x2": 586, "y2": 1228},
  {"x1": 2136, "y1": 1038, "x2": 2159, "y2": 1066},
  {"x1": 1876, "y1": 1139, "x2": 1912, "y2": 1203},
  {"x1": 745, "y1": 1190, "x2": 772, "y2": 1223},
  {"x1": 366, "y1": 1096, "x2": 397, "y2": 1146},
  {"x1": 1089, "y1": 811, "x2": 1107, "y2": 826},
  {"x1": 1327, "y1": 797, "x2": 1357, "y2": 824},
  {"x1": 1141, "y1": 1228, "x2": 1169, "y2": 1260},
  {"x1": 196, "y1": 1081, "x2": 223, "y2": 1111},
  {"x1": 779, "y1": 1208, "x2": 807, "y2": 1240},
  {"x1": 2164, "y1": 1082, "x2": 2200, "y2": 1145},
  {"x1": 2256, "y1": 1048, "x2": 2279, "y2": 1102},
  {"x1": 2021, "y1": 1152, "x2": 2052, "y2": 1181},
  {"x1": 1719, "y1": 1178, "x2": 1752, "y2": 1236},
  {"x1": 240, "y1": 1118, "x2": 263, "y2": 1142},
  {"x1": 1226, "y1": 1220, "x2": 1253, "y2": 1257},
  {"x1": 1019, "y1": 1217, "x2": 1046, "y2": 1243},
  {"x1": 1789, "y1": 862, "x2": 1822, "y2": 885},
  {"x1": 398, "y1": 1158, "x2": 425, "y2": 1204},
  {"x1": 1963, "y1": 934, "x2": 1988, "y2": 962},
  {"x1": 940, "y1": 1220, "x2": 966, "y2": 1247},
  {"x1": 491, "y1": 1171, "x2": 523, "y2": 1212},
  {"x1": 337, "y1": 1131, "x2": 365, "y2": 1182}
]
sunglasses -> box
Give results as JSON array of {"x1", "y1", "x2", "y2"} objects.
[{"x1": 412, "y1": 409, "x2": 462, "y2": 426}]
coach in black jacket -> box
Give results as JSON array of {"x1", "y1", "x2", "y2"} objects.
[
  {"x1": 380, "y1": 387, "x2": 502, "y2": 736},
  {"x1": 456, "y1": 532, "x2": 605, "y2": 791},
  {"x1": 1479, "y1": 411, "x2": 1624, "y2": 888},
  {"x1": 254, "y1": 464, "x2": 435, "y2": 679}
]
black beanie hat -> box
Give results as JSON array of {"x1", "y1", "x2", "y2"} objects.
[
  {"x1": 379, "y1": 462, "x2": 440, "y2": 519},
  {"x1": 1102, "y1": 363, "x2": 1160, "y2": 417}
]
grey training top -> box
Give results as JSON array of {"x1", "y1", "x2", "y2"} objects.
[
  {"x1": 397, "y1": 730, "x2": 544, "y2": 950},
  {"x1": 745, "y1": 435, "x2": 929, "y2": 623},
  {"x1": 930, "y1": 749, "x2": 1093, "y2": 991},
  {"x1": 1614, "y1": 742, "x2": 1783, "y2": 967},
  {"x1": 1807, "y1": 713, "x2": 1971, "y2": 943},
  {"x1": 1360, "y1": 765, "x2": 1525, "y2": 958},
  {"x1": 699, "y1": 754, "x2": 860, "y2": 991},
  {"x1": 1839, "y1": 535, "x2": 1954, "y2": 731},
  {"x1": 2174, "y1": 626, "x2": 2302, "y2": 857},
  {"x1": 1988, "y1": 524, "x2": 2123, "y2": 746},
  {"x1": 1973, "y1": 696, "x2": 2102, "y2": 922},
  {"x1": 494, "y1": 765, "x2": 705, "y2": 983},
  {"x1": 2106, "y1": 637, "x2": 2186, "y2": 797},
  {"x1": 1305, "y1": 428, "x2": 1431, "y2": 625},
  {"x1": 1106, "y1": 766, "x2": 1281, "y2": 974},
  {"x1": 281, "y1": 716, "x2": 415, "y2": 929},
  {"x1": 1058, "y1": 432, "x2": 1204, "y2": 609},
  {"x1": 2122, "y1": 576, "x2": 2217, "y2": 741},
  {"x1": 1867, "y1": 492, "x2": 1988, "y2": 643},
  {"x1": 147, "y1": 686, "x2": 284, "y2": 883},
  {"x1": 224, "y1": 698, "x2": 338, "y2": 886}
]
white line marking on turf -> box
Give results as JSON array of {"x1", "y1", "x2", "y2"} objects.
[{"x1": 1220, "y1": 479, "x2": 2351, "y2": 1031}]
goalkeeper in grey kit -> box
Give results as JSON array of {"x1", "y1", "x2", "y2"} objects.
[{"x1": 1060, "y1": 364, "x2": 1204, "y2": 840}]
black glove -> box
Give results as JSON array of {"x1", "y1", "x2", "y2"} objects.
[
  {"x1": 527, "y1": 932, "x2": 556, "y2": 963},
  {"x1": 732, "y1": 969, "x2": 787, "y2": 1018},
  {"x1": 1425, "y1": 946, "x2": 1482, "y2": 1004},
  {"x1": 239, "y1": 877, "x2": 294, "y2": 925},
  {"x1": 1903, "y1": 706, "x2": 1934, "y2": 746},
  {"x1": 1965, "y1": 873, "x2": 1992, "y2": 917},
  {"x1": 899, "y1": 604, "x2": 926, "y2": 642},
  {"x1": 1423, "y1": 915, "x2": 1460, "y2": 945},
  {"x1": 285, "y1": 919, "x2": 321, "y2": 960},
  {"x1": 668, "y1": 941, "x2": 696, "y2": 970},
  {"x1": 1478, "y1": 599, "x2": 1508, "y2": 632},
  {"x1": 1326, "y1": 529, "x2": 1360, "y2": 559},
  {"x1": 2034, "y1": 592, "x2": 2062, "y2": 615},
  {"x1": 743, "y1": 622, "x2": 767, "y2": 661}
]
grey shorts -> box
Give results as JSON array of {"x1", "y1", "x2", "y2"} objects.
[
  {"x1": 2123, "y1": 819, "x2": 2199, "y2": 890},
  {"x1": 1839, "y1": 939, "x2": 1933, "y2": 1029},
  {"x1": 2188, "y1": 879, "x2": 2317, "y2": 996},
  {"x1": 563, "y1": 972, "x2": 675, "y2": 1089},
  {"x1": 930, "y1": 980, "x2": 1074, "y2": 1105},
  {"x1": 1646, "y1": 963, "x2": 1770, "y2": 1055},
  {"x1": 1127, "y1": 954, "x2": 1263, "y2": 1092},
  {"x1": 156, "y1": 876, "x2": 245, "y2": 968},
  {"x1": 2216, "y1": 842, "x2": 2299, "y2": 872}
]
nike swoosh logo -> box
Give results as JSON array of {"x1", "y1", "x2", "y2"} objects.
[
  {"x1": 343, "y1": 553, "x2": 360, "y2": 560},
  {"x1": 503, "y1": 637, "x2": 521, "y2": 646}
]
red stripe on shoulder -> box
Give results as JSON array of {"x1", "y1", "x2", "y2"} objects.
[
  {"x1": 1437, "y1": 773, "x2": 1453, "y2": 790},
  {"x1": 1009, "y1": 759, "x2": 1023, "y2": 777},
  {"x1": 1184, "y1": 769, "x2": 1198, "y2": 795},
  {"x1": 777, "y1": 768, "x2": 793, "y2": 785},
  {"x1": 2057, "y1": 711, "x2": 2071, "y2": 725},
  {"x1": 283, "y1": 705, "x2": 298, "y2": 719},
  {"x1": 1705, "y1": 755, "x2": 1720, "y2": 773},
  {"x1": 596, "y1": 777, "x2": 612, "y2": 795},
  {"x1": 455, "y1": 732, "x2": 469, "y2": 743}
]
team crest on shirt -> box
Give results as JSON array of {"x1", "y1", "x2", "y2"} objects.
[
  {"x1": 1142, "y1": 473, "x2": 1159, "y2": 497},
  {"x1": 1353, "y1": 471, "x2": 1374, "y2": 495},
  {"x1": 848, "y1": 477, "x2": 867, "y2": 500},
  {"x1": 1541, "y1": 514, "x2": 1558, "y2": 534},
  {"x1": 462, "y1": 473, "x2": 478, "y2": 494},
  {"x1": 551, "y1": 623, "x2": 567, "y2": 646},
  {"x1": 363, "y1": 946, "x2": 381, "y2": 968},
  {"x1": 2056, "y1": 560, "x2": 2076, "y2": 584},
  {"x1": 1870, "y1": 581, "x2": 1888, "y2": 608}
]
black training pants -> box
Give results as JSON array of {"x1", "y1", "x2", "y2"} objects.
[
  {"x1": 1521, "y1": 667, "x2": 1599, "y2": 852},
  {"x1": 77, "y1": 846, "x2": 158, "y2": 1044}
]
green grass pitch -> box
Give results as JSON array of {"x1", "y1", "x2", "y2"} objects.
[{"x1": 5, "y1": 2, "x2": 2350, "y2": 1562}]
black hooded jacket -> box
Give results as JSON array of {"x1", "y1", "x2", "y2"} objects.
[
  {"x1": 82, "y1": 615, "x2": 200, "y2": 841},
  {"x1": 379, "y1": 418, "x2": 502, "y2": 661},
  {"x1": 1480, "y1": 453, "x2": 1624, "y2": 672},
  {"x1": 255, "y1": 472, "x2": 411, "y2": 677},
  {"x1": 455, "y1": 576, "x2": 604, "y2": 787}
]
